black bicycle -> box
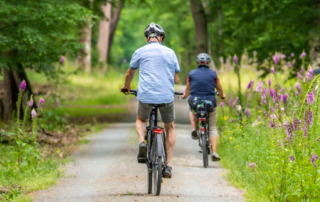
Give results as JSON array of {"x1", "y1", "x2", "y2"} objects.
[
  {"x1": 195, "y1": 100, "x2": 212, "y2": 168},
  {"x1": 122, "y1": 89, "x2": 183, "y2": 196}
]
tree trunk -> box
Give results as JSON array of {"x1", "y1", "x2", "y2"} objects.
[
  {"x1": 190, "y1": 0, "x2": 208, "y2": 54},
  {"x1": 310, "y1": 0, "x2": 320, "y2": 69},
  {"x1": 2, "y1": 65, "x2": 33, "y2": 121},
  {"x1": 106, "y1": 0, "x2": 125, "y2": 62},
  {"x1": 79, "y1": 20, "x2": 93, "y2": 73},
  {"x1": 97, "y1": 3, "x2": 112, "y2": 66},
  {"x1": 3, "y1": 68, "x2": 12, "y2": 121}
]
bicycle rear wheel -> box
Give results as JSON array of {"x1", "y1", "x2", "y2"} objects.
[
  {"x1": 153, "y1": 157, "x2": 162, "y2": 195},
  {"x1": 202, "y1": 134, "x2": 208, "y2": 168},
  {"x1": 147, "y1": 167, "x2": 152, "y2": 194},
  {"x1": 147, "y1": 131, "x2": 152, "y2": 194}
]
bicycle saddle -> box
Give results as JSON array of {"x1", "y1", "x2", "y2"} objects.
[{"x1": 148, "y1": 103, "x2": 166, "y2": 107}]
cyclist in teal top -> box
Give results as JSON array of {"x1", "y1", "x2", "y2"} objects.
[{"x1": 121, "y1": 23, "x2": 180, "y2": 178}]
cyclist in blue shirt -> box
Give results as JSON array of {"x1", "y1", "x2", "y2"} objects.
[
  {"x1": 181, "y1": 53, "x2": 225, "y2": 161},
  {"x1": 121, "y1": 23, "x2": 180, "y2": 178}
]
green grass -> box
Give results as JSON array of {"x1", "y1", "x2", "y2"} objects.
[
  {"x1": 64, "y1": 107, "x2": 127, "y2": 117},
  {"x1": 77, "y1": 139, "x2": 90, "y2": 145}
]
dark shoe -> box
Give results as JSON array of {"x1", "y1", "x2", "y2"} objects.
[
  {"x1": 191, "y1": 130, "x2": 198, "y2": 140},
  {"x1": 163, "y1": 166, "x2": 172, "y2": 178},
  {"x1": 212, "y1": 152, "x2": 221, "y2": 161},
  {"x1": 137, "y1": 142, "x2": 147, "y2": 163}
]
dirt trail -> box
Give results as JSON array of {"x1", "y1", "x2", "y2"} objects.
[{"x1": 34, "y1": 92, "x2": 244, "y2": 202}]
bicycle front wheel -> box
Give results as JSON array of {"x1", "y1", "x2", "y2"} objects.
[
  {"x1": 153, "y1": 157, "x2": 162, "y2": 196},
  {"x1": 202, "y1": 134, "x2": 208, "y2": 168}
]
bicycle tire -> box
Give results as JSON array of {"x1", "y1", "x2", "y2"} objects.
[
  {"x1": 153, "y1": 157, "x2": 162, "y2": 195},
  {"x1": 147, "y1": 131, "x2": 152, "y2": 194},
  {"x1": 202, "y1": 134, "x2": 208, "y2": 168}
]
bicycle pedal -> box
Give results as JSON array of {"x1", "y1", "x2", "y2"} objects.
[
  {"x1": 199, "y1": 150, "x2": 203, "y2": 153},
  {"x1": 163, "y1": 176, "x2": 171, "y2": 179},
  {"x1": 137, "y1": 157, "x2": 147, "y2": 164}
]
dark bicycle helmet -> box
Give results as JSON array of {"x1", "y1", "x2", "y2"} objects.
[
  {"x1": 196, "y1": 53, "x2": 211, "y2": 66},
  {"x1": 144, "y1": 22, "x2": 165, "y2": 41}
]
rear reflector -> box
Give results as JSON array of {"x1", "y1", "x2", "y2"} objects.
[
  {"x1": 199, "y1": 118, "x2": 206, "y2": 121},
  {"x1": 200, "y1": 127, "x2": 205, "y2": 131},
  {"x1": 154, "y1": 128, "x2": 163, "y2": 134}
]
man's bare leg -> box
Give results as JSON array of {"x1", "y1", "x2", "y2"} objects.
[
  {"x1": 135, "y1": 116, "x2": 147, "y2": 142},
  {"x1": 164, "y1": 121, "x2": 176, "y2": 166}
]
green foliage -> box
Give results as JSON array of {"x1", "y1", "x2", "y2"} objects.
[
  {"x1": 208, "y1": 0, "x2": 320, "y2": 72},
  {"x1": 0, "y1": 0, "x2": 93, "y2": 74}
]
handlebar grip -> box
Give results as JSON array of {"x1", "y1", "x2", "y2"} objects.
[
  {"x1": 121, "y1": 89, "x2": 128, "y2": 93},
  {"x1": 174, "y1": 92, "x2": 184, "y2": 95}
]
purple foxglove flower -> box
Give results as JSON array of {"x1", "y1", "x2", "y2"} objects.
[
  {"x1": 298, "y1": 119, "x2": 302, "y2": 129},
  {"x1": 228, "y1": 97, "x2": 233, "y2": 106},
  {"x1": 291, "y1": 53, "x2": 294, "y2": 57},
  {"x1": 303, "y1": 125, "x2": 307, "y2": 137},
  {"x1": 234, "y1": 97, "x2": 239, "y2": 105},
  {"x1": 37, "y1": 98, "x2": 45, "y2": 111},
  {"x1": 247, "y1": 81, "x2": 254, "y2": 90},
  {"x1": 297, "y1": 73, "x2": 303, "y2": 79},
  {"x1": 55, "y1": 99, "x2": 59, "y2": 107},
  {"x1": 270, "y1": 120, "x2": 274, "y2": 128},
  {"x1": 253, "y1": 51, "x2": 257, "y2": 56},
  {"x1": 271, "y1": 67, "x2": 275, "y2": 74},
  {"x1": 35, "y1": 90, "x2": 38, "y2": 95},
  {"x1": 311, "y1": 154, "x2": 318, "y2": 168},
  {"x1": 219, "y1": 102, "x2": 224, "y2": 108},
  {"x1": 285, "y1": 125, "x2": 291, "y2": 140},
  {"x1": 295, "y1": 82, "x2": 301, "y2": 94},
  {"x1": 249, "y1": 58, "x2": 253, "y2": 63},
  {"x1": 238, "y1": 190, "x2": 244, "y2": 194},
  {"x1": 309, "y1": 110, "x2": 313, "y2": 125},
  {"x1": 258, "y1": 117, "x2": 261, "y2": 122},
  {"x1": 282, "y1": 54, "x2": 286, "y2": 58},
  {"x1": 290, "y1": 155, "x2": 294, "y2": 162},
  {"x1": 233, "y1": 55, "x2": 238, "y2": 64},
  {"x1": 38, "y1": 98, "x2": 45, "y2": 104},
  {"x1": 292, "y1": 118, "x2": 297, "y2": 131},
  {"x1": 20, "y1": 80, "x2": 26, "y2": 91},
  {"x1": 244, "y1": 108, "x2": 250, "y2": 117},
  {"x1": 300, "y1": 52, "x2": 307, "y2": 58},
  {"x1": 28, "y1": 99, "x2": 33, "y2": 107},
  {"x1": 282, "y1": 93, "x2": 288, "y2": 103},
  {"x1": 306, "y1": 91, "x2": 314, "y2": 104},
  {"x1": 256, "y1": 81, "x2": 263, "y2": 92},
  {"x1": 71, "y1": 94, "x2": 74, "y2": 100},
  {"x1": 271, "y1": 107, "x2": 275, "y2": 113},
  {"x1": 279, "y1": 94, "x2": 283, "y2": 102},
  {"x1": 248, "y1": 162, "x2": 257, "y2": 169},
  {"x1": 289, "y1": 87, "x2": 292, "y2": 91},
  {"x1": 31, "y1": 109, "x2": 37, "y2": 119},
  {"x1": 281, "y1": 107, "x2": 284, "y2": 112},
  {"x1": 268, "y1": 78, "x2": 271, "y2": 88},
  {"x1": 248, "y1": 94, "x2": 252, "y2": 100},
  {"x1": 300, "y1": 66, "x2": 304, "y2": 73},
  {"x1": 273, "y1": 54, "x2": 280, "y2": 64},
  {"x1": 307, "y1": 67, "x2": 313, "y2": 80},
  {"x1": 281, "y1": 88, "x2": 285, "y2": 93},
  {"x1": 123, "y1": 58, "x2": 127, "y2": 63},
  {"x1": 60, "y1": 56, "x2": 65, "y2": 65},
  {"x1": 269, "y1": 89, "x2": 275, "y2": 98}
]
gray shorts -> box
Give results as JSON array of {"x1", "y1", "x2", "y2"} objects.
[{"x1": 137, "y1": 101, "x2": 175, "y2": 123}]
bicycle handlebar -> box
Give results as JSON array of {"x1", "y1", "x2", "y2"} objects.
[{"x1": 121, "y1": 89, "x2": 183, "y2": 96}]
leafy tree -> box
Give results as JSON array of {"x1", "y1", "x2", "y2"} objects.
[{"x1": 0, "y1": 0, "x2": 93, "y2": 120}]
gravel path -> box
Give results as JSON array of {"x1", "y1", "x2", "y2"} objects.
[{"x1": 34, "y1": 92, "x2": 244, "y2": 202}]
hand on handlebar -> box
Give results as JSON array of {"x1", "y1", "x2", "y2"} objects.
[
  {"x1": 120, "y1": 85, "x2": 131, "y2": 95},
  {"x1": 220, "y1": 93, "x2": 226, "y2": 99},
  {"x1": 181, "y1": 93, "x2": 187, "y2": 99}
]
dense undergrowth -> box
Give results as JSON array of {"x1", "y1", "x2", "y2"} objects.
[{"x1": 217, "y1": 54, "x2": 320, "y2": 201}]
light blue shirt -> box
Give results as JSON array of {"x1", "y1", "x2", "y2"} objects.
[{"x1": 130, "y1": 42, "x2": 180, "y2": 104}]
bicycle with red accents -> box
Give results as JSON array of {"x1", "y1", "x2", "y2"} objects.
[
  {"x1": 196, "y1": 100, "x2": 212, "y2": 168},
  {"x1": 122, "y1": 89, "x2": 183, "y2": 196}
]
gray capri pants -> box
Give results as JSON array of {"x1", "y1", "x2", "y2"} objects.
[
  {"x1": 190, "y1": 108, "x2": 219, "y2": 137},
  {"x1": 137, "y1": 101, "x2": 175, "y2": 123}
]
